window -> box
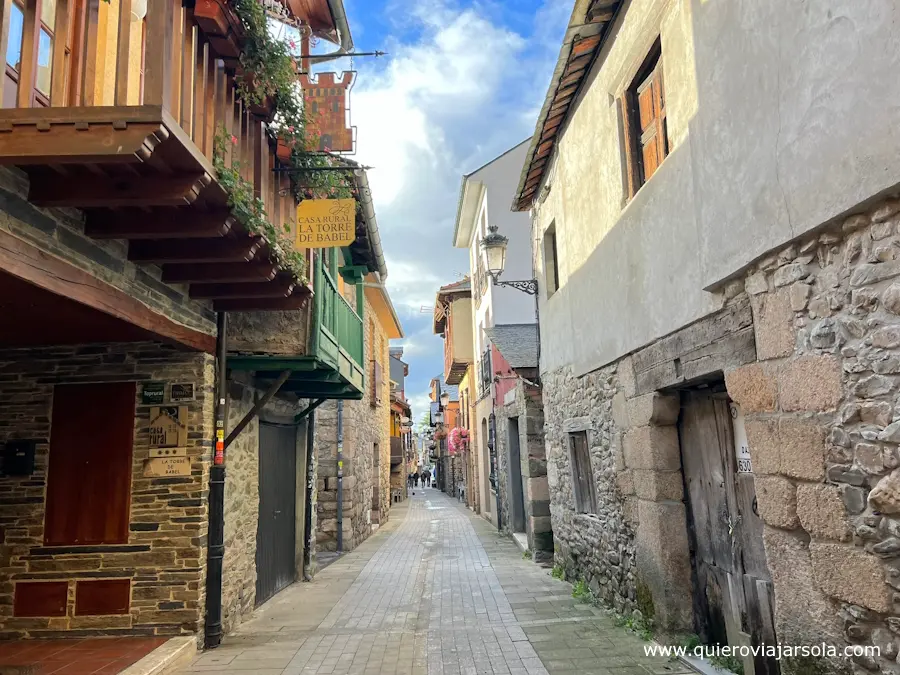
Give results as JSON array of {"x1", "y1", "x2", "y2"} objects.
[
  {"x1": 44, "y1": 383, "x2": 136, "y2": 545},
  {"x1": 570, "y1": 431, "x2": 597, "y2": 514},
  {"x1": 623, "y1": 40, "x2": 668, "y2": 197},
  {"x1": 4, "y1": 0, "x2": 66, "y2": 108},
  {"x1": 543, "y1": 223, "x2": 559, "y2": 296}
]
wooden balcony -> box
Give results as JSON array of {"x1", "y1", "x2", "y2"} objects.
[
  {"x1": 390, "y1": 436, "x2": 403, "y2": 465},
  {"x1": 227, "y1": 252, "x2": 366, "y2": 400},
  {"x1": 0, "y1": 0, "x2": 308, "y2": 311}
]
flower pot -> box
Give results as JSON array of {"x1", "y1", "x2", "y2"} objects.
[
  {"x1": 194, "y1": 0, "x2": 242, "y2": 61},
  {"x1": 249, "y1": 96, "x2": 276, "y2": 122},
  {"x1": 276, "y1": 138, "x2": 293, "y2": 162}
]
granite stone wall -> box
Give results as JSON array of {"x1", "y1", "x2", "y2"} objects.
[
  {"x1": 544, "y1": 193, "x2": 900, "y2": 671},
  {"x1": 0, "y1": 343, "x2": 214, "y2": 638},
  {"x1": 315, "y1": 295, "x2": 391, "y2": 552},
  {"x1": 724, "y1": 194, "x2": 900, "y2": 672},
  {"x1": 494, "y1": 379, "x2": 553, "y2": 562},
  {"x1": 543, "y1": 364, "x2": 637, "y2": 614}
]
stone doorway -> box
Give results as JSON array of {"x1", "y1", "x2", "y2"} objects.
[{"x1": 678, "y1": 384, "x2": 778, "y2": 675}]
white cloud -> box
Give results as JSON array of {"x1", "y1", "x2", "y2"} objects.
[{"x1": 346, "y1": 0, "x2": 569, "y2": 418}]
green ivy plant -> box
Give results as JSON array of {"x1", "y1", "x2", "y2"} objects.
[
  {"x1": 213, "y1": 125, "x2": 307, "y2": 282},
  {"x1": 227, "y1": 0, "x2": 355, "y2": 200}
]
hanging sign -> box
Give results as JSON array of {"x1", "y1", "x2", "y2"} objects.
[
  {"x1": 295, "y1": 198, "x2": 356, "y2": 248},
  {"x1": 149, "y1": 406, "x2": 188, "y2": 448},
  {"x1": 730, "y1": 402, "x2": 753, "y2": 473},
  {"x1": 300, "y1": 72, "x2": 356, "y2": 152}
]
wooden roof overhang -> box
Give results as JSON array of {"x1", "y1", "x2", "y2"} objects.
[
  {"x1": 445, "y1": 361, "x2": 467, "y2": 386},
  {"x1": 512, "y1": 0, "x2": 623, "y2": 212},
  {"x1": 0, "y1": 105, "x2": 312, "y2": 313}
]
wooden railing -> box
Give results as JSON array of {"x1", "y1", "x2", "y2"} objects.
[
  {"x1": 318, "y1": 261, "x2": 363, "y2": 369},
  {"x1": 0, "y1": 0, "x2": 294, "y2": 232}
]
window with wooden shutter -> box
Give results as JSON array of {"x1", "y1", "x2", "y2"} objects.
[
  {"x1": 623, "y1": 40, "x2": 668, "y2": 198},
  {"x1": 569, "y1": 431, "x2": 597, "y2": 514}
]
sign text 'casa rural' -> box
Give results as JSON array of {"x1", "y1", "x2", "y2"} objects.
[{"x1": 296, "y1": 199, "x2": 356, "y2": 248}]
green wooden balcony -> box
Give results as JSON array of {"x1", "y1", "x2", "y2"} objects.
[{"x1": 227, "y1": 252, "x2": 366, "y2": 401}]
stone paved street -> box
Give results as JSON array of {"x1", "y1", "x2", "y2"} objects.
[{"x1": 184, "y1": 489, "x2": 692, "y2": 675}]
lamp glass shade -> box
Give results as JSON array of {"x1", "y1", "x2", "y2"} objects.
[
  {"x1": 481, "y1": 225, "x2": 508, "y2": 278},
  {"x1": 440, "y1": 392, "x2": 450, "y2": 407},
  {"x1": 434, "y1": 412, "x2": 444, "y2": 424},
  {"x1": 131, "y1": 0, "x2": 148, "y2": 20}
]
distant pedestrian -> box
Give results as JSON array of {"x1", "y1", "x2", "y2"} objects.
[
  {"x1": 421, "y1": 468, "x2": 431, "y2": 488},
  {"x1": 407, "y1": 473, "x2": 415, "y2": 491}
]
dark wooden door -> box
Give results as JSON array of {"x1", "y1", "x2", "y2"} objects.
[
  {"x1": 255, "y1": 422, "x2": 297, "y2": 607},
  {"x1": 507, "y1": 417, "x2": 525, "y2": 533},
  {"x1": 679, "y1": 388, "x2": 778, "y2": 675},
  {"x1": 45, "y1": 382, "x2": 136, "y2": 545}
]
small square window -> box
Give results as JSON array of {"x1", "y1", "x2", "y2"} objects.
[{"x1": 569, "y1": 431, "x2": 597, "y2": 514}]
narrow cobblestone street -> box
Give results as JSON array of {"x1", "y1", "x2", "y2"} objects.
[{"x1": 185, "y1": 489, "x2": 689, "y2": 675}]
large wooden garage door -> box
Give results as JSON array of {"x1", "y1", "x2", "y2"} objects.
[
  {"x1": 255, "y1": 422, "x2": 297, "y2": 607},
  {"x1": 679, "y1": 387, "x2": 778, "y2": 675}
]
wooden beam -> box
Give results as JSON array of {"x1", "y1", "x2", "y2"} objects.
[
  {"x1": 85, "y1": 209, "x2": 234, "y2": 239},
  {"x1": 114, "y1": 0, "x2": 133, "y2": 106},
  {"x1": 0, "y1": 227, "x2": 215, "y2": 352},
  {"x1": 0, "y1": 123, "x2": 169, "y2": 165},
  {"x1": 29, "y1": 172, "x2": 212, "y2": 207},
  {"x1": 130, "y1": 236, "x2": 263, "y2": 264},
  {"x1": 161, "y1": 262, "x2": 278, "y2": 284},
  {"x1": 144, "y1": 0, "x2": 174, "y2": 112},
  {"x1": 189, "y1": 279, "x2": 295, "y2": 300},
  {"x1": 50, "y1": 0, "x2": 70, "y2": 106},
  {"x1": 79, "y1": 0, "x2": 100, "y2": 106}
]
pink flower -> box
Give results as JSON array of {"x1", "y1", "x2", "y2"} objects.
[
  {"x1": 231, "y1": 135, "x2": 238, "y2": 145},
  {"x1": 289, "y1": 39, "x2": 296, "y2": 50}
]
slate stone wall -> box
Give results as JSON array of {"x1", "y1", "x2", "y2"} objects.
[
  {"x1": 0, "y1": 343, "x2": 214, "y2": 638},
  {"x1": 0, "y1": 167, "x2": 215, "y2": 338}
]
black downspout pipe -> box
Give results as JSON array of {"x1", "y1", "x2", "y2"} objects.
[
  {"x1": 336, "y1": 400, "x2": 344, "y2": 553},
  {"x1": 205, "y1": 312, "x2": 228, "y2": 649},
  {"x1": 302, "y1": 408, "x2": 316, "y2": 581}
]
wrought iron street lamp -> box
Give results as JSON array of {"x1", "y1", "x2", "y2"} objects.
[
  {"x1": 480, "y1": 224, "x2": 537, "y2": 295},
  {"x1": 440, "y1": 392, "x2": 450, "y2": 408}
]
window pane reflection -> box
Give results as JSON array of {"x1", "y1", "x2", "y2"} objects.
[
  {"x1": 6, "y1": 3, "x2": 24, "y2": 72},
  {"x1": 36, "y1": 28, "x2": 52, "y2": 95},
  {"x1": 41, "y1": 0, "x2": 57, "y2": 30}
]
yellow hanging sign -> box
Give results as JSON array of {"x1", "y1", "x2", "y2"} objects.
[{"x1": 295, "y1": 198, "x2": 356, "y2": 248}]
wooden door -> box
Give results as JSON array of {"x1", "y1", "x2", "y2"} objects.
[
  {"x1": 45, "y1": 382, "x2": 136, "y2": 545},
  {"x1": 679, "y1": 388, "x2": 778, "y2": 675},
  {"x1": 255, "y1": 422, "x2": 297, "y2": 607}
]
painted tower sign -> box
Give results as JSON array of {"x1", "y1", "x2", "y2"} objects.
[{"x1": 301, "y1": 72, "x2": 356, "y2": 153}]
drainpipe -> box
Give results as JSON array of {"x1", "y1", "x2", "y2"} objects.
[
  {"x1": 336, "y1": 400, "x2": 344, "y2": 553},
  {"x1": 302, "y1": 408, "x2": 317, "y2": 581},
  {"x1": 204, "y1": 312, "x2": 228, "y2": 649}
]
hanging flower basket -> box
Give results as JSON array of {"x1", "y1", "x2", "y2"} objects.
[
  {"x1": 235, "y1": 69, "x2": 277, "y2": 122},
  {"x1": 449, "y1": 427, "x2": 469, "y2": 455},
  {"x1": 434, "y1": 428, "x2": 448, "y2": 441}
]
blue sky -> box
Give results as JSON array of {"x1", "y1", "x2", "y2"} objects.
[{"x1": 330, "y1": 0, "x2": 571, "y2": 419}]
